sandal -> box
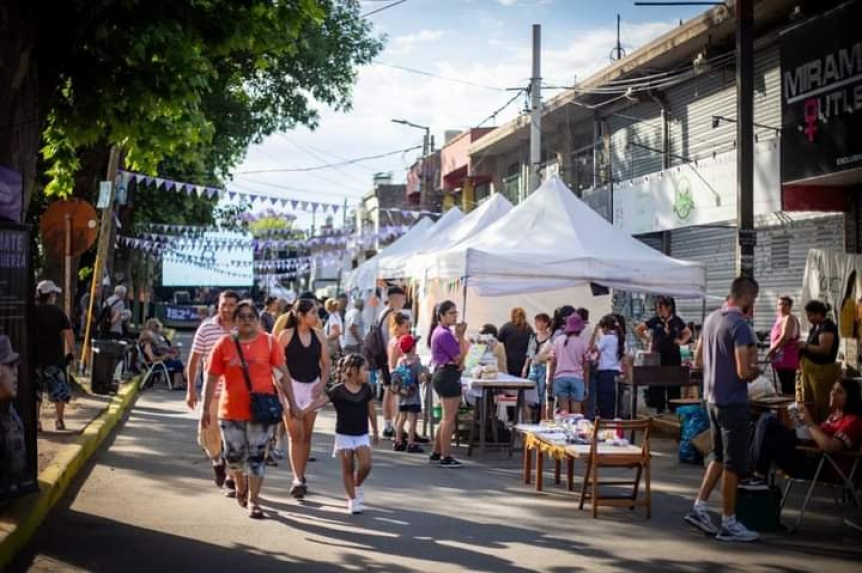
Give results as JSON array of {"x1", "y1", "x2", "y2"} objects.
[
  {"x1": 236, "y1": 489, "x2": 248, "y2": 508},
  {"x1": 248, "y1": 503, "x2": 264, "y2": 519},
  {"x1": 55, "y1": 420, "x2": 66, "y2": 431}
]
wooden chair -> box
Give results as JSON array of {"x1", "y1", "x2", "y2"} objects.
[{"x1": 579, "y1": 418, "x2": 652, "y2": 518}]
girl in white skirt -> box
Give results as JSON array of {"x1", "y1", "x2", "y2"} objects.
[{"x1": 303, "y1": 354, "x2": 379, "y2": 513}]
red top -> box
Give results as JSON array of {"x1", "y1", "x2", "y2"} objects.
[
  {"x1": 820, "y1": 413, "x2": 862, "y2": 451},
  {"x1": 208, "y1": 333, "x2": 284, "y2": 421}
]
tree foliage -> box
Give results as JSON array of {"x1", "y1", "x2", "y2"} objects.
[{"x1": 40, "y1": 0, "x2": 383, "y2": 197}]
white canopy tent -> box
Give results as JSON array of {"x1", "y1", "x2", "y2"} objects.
[
  {"x1": 345, "y1": 217, "x2": 435, "y2": 293},
  {"x1": 399, "y1": 194, "x2": 513, "y2": 279},
  {"x1": 423, "y1": 176, "x2": 707, "y2": 297},
  {"x1": 376, "y1": 206, "x2": 464, "y2": 280},
  {"x1": 412, "y1": 176, "x2": 706, "y2": 347}
]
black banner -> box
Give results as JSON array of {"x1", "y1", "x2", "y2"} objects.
[
  {"x1": 0, "y1": 223, "x2": 37, "y2": 502},
  {"x1": 781, "y1": 1, "x2": 862, "y2": 184}
]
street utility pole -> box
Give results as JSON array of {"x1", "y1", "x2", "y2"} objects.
[
  {"x1": 736, "y1": 0, "x2": 755, "y2": 279},
  {"x1": 529, "y1": 24, "x2": 542, "y2": 195},
  {"x1": 80, "y1": 145, "x2": 121, "y2": 370}
]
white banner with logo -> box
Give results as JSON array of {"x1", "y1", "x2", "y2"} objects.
[{"x1": 612, "y1": 139, "x2": 781, "y2": 235}]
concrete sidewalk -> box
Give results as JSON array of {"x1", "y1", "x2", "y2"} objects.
[
  {"x1": 0, "y1": 377, "x2": 141, "y2": 570},
  {"x1": 9, "y1": 387, "x2": 861, "y2": 573}
]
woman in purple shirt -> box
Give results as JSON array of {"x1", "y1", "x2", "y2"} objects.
[{"x1": 427, "y1": 300, "x2": 467, "y2": 468}]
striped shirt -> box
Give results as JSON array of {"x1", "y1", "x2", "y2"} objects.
[{"x1": 192, "y1": 316, "x2": 234, "y2": 394}]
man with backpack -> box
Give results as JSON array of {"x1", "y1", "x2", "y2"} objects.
[
  {"x1": 99, "y1": 285, "x2": 127, "y2": 339},
  {"x1": 364, "y1": 286, "x2": 406, "y2": 440}
]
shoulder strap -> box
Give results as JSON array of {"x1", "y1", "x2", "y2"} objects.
[{"x1": 233, "y1": 334, "x2": 254, "y2": 393}]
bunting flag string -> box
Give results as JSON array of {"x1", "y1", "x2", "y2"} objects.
[
  {"x1": 381, "y1": 207, "x2": 441, "y2": 218},
  {"x1": 120, "y1": 169, "x2": 347, "y2": 214}
]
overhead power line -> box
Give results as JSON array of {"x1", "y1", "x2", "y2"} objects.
[
  {"x1": 362, "y1": 0, "x2": 409, "y2": 18},
  {"x1": 374, "y1": 62, "x2": 506, "y2": 92},
  {"x1": 235, "y1": 145, "x2": 422, "y2": 174}
]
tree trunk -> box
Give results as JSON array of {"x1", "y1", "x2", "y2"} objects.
[{"x1": 0, "y1": 2, "x2": 41, "y2": 219}]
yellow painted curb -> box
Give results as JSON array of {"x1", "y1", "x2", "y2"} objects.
[{"x1": 0, "y1": 377, "x2": 141, "y2": 569}]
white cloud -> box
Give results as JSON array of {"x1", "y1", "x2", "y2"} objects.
[{"x1": 387, "y1": 29, "x2": 445, "y2": 55}]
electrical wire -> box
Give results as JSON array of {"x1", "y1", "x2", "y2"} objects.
[
  {"x1": 374, "y1": 62, "x2": 507, "y2": 92},
  {"x1": 234, "y1": 145, "x2": 422, "y2": 174},
  {"x1": 475, "y1": 90, "x2": 526, "y2": 128},
  {"x1": 361, "y1": 0, "x2": 409, "y2": 18}
]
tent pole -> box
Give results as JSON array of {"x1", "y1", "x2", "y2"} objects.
[{"x1": 461, "y1": 277, "x2": 468, "y2": 318}]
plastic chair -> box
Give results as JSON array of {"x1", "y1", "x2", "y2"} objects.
[{"x1": 137, "y1": 343, "x2": 173, "y2": 391}]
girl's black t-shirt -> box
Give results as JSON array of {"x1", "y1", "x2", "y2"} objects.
[{"x1": 327, "y1": 383, "x2": 373, "y2": 436}]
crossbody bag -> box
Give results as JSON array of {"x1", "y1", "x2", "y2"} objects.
[{"x1": 233, "y1": 334, "x2": 283, "y2": 425}]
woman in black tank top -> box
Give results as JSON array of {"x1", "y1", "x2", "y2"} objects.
[{"x1": 277, "y1": 299, "x2": 331, "y2": 499}]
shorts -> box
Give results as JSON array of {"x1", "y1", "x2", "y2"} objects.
[
  {"x1": 219, "y1": 419, "x2": 274, "y2": 477},
  {"x1": 708, "y1": 402, "x2": 750, "y2": 475},
  {"x1": 398, "y1": 403, "x2": 421, "y2": 413},
  {"x1": 35, "y1": 365, "x2": 72, "y2": 404},
  {"x1": 553, "y1": 376, "x2": 585, "y2": 401},
  {"x1": 432, "y1": 365, "x2": 462, "y2": 399},
  {"x1": 333, "y1": 433, "x2": 371, "y2": 456},
  {"x1": 288, "y1": 378, "x2": 320, "y2": 412}
]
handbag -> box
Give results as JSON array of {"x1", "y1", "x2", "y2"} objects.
[{"x1": 233, "y1": 335, "x2": 283, "y2": 425}]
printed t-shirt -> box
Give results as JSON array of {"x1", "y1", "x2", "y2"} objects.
[
  {"x1": 551, "y1": 335, "x2": 588, "y2": 379},
  {"x1": 646, "y1": 315, "x2": 686, "y2": 366},
  {"x1": 208, "y1": 333, "x2": 284, "y2": 421},
  {"x1": 328, "y1": 383, "x2": 374, "y2": 435}
]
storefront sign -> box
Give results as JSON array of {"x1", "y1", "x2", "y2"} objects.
[
  {"x1": 163, "y1": 304, "x2": 207, "y2": 324},
  {"x1": 0, "y1": 223, "x2": 37, "y2": 501},
  {"x1": 611, "y1": 140, "x2": 781, "y2": 235},
  {"x1": 781, "y1": 1, "x2": 862, "y2": 184}
]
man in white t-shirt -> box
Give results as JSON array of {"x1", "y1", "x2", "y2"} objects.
[{"x1": 342, "y1": 298, "x2": 365, "y2": 355}]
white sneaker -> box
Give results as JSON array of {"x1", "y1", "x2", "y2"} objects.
[
  {"x1": 684, "y1": 507, "x2": 718, "y2": 535},
  {"x1": 356, "y1": 487, "x2": 365, "y2": 506},
  {"x1": 347, "y1": 498, "x2": 363, "y2": 514},
  {"x1": 716, "y1": 518, "x2": 759, "y2": 542}
]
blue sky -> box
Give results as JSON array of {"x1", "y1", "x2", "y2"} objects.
[{"x1": 227, "y1": 0, "x2": 707, "y2": 230}]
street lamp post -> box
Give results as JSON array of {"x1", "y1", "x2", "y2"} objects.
[{"x1": 392, "y1": 119, "x2": 432, "y2": 210}]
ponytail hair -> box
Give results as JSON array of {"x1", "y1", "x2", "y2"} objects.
[
  {"x1": 338, "y1": 353, "x2": 366, "y2": 384},
  {"x1": 285, "y1": 298, "x2": 316, "y2": 329},
  {"x1": 599, "y1": 314, "x2": 625, "y2": 361},
  {"x1": 428, "y1": 300, "x2": 456, "y2": 348}
]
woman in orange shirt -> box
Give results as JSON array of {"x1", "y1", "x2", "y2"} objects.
[{"x1": 201, "y1": 300, "x2": 298, "y2": 519}]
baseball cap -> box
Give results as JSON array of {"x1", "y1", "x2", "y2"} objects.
[
  {"x1": 36, "y1": 280, "x2": 62, "y2": 295},
  {"x1": 399, "y1": 334, "x2": 419, "y2": 353}
]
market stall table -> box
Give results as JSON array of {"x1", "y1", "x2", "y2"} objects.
[
  {"x1": 463, "y1": 374, "x2": 535, "y2": 458},
  {"x1": 618, "y1": 366, "x2": 699, "y2": 440}
]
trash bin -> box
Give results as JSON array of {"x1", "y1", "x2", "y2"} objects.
[{"x1": 91, "y1": 339, "x2": 126, "y2": 395}]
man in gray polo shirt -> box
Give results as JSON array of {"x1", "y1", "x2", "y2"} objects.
[{"x1": 684, "y1": 277, "x2": 761, "y2": 542}]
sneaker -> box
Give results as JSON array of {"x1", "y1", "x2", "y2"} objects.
[
  {"x1": 684, "y1": 508, "x2": 718, "y2": 535},
  {"x1": 739, "y1": 477, "x2": 769, "y2": 491},
  {"x1": 382, "y1": 427, "x2": 395, "y2": 439},
  {"x1": 407, "y1": 444, "x2": 425, "y2": 454},
  {"x1": 716, "y1": 518, "x2": 760, "y2": 543},
  {"x1": 439, "y1": 456, "x2": 463, "y2": 468},
  {"x1": 356, "y1": 487, "x2": 365, "y2": 506},
  {"x1": 212, "y1": 462, "x2": 227, "y2": 488},
  {"x1": 290, "y1": 483, "x2": 306, "y2": 499},
  {"x1": 412, "y1": 434, "x2": 430, "y2": 444},
  {"x1": 347, "y1": 498, "x2": 363, "y2": 514},
  {"x1": 428, "y1": 452, "x2": 442, "y2": 463},
  {"x1": 393, "y1": 442, "x2": 407, "y2": 452}
]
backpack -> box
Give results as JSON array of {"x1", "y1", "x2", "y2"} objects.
[
  {"x1": 363, "y1": 310, "x2": 391, "y2": 370},
  {"x1": 390, "y1": 362, "x2": 417, "y2": 397}
]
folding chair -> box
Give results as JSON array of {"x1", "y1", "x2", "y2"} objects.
[
  {"x1": 137, "y1": 343, "x2": 173, "y2": 391},
  {"x1": 780, "y1": 445, "x2": 862, "y2": 532},
  {"x1": 579, "y1": 418, "x2": 652, "y2": 518}
]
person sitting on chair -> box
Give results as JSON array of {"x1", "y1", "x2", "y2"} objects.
[
  {"x1": 140, "y1": 318, "x2": 185, "y2": 389},
  {"x1": 747, "y1": 378, "x2": 862, "y2": 487}
]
